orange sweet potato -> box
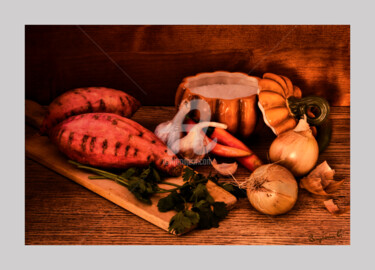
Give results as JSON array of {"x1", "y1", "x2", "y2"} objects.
[
  {"x1": 40, "y1": 87, "x2": 140, "y2": 134},
  {"x1": 49, "y1": 113, "x2": 182, "y2": 176}
]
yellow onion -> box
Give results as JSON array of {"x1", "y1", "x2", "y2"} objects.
[
  {"x1": 246, "y1": 164, "x2": 298, "y2": 215},
  {"x1": 269, "y1": 115, "x2": 319, "y2": 177}
]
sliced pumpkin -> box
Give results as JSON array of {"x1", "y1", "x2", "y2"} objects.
[
  {"x1": 258, "y1": 73, "x2": 300, "y2": 135},
  {"x1": 258, "y1": 73, "x2": 330, "y2": 135}
]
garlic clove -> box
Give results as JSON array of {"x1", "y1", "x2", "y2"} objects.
[
  {"x1": 324, "y1": 199, "x2": 350, "y2": 216},
  {"x1": 211, "y1": 158, "x2": 238, "y2": 176},
  {"x1": 300, "y1": 161, "x2": 344, "y2": 195},
  {"x1": 324, "y1": 179, "x2": 345, "y2": 194},
  {"x1": 300, "y1": 177, "x2": 331, "y2": 195}
]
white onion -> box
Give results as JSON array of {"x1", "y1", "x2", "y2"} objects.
[
  {"x1": 246, "y1": 164, "x2": 298, "y2": 215},
  {"x1": 269, "y1": 116, "x2": 319, "y2": 177}
]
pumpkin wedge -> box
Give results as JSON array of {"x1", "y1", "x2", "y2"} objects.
[{"x1": 258, "y1": 73, "x2": 330, "y2": 135}]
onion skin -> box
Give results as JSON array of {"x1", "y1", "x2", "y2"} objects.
[
  {"x1": 246, "y1": 164, "x2": 298, "y2": 215},
  {"x1": 269, "y1": 126, "x2": 319, "y2": 177}
]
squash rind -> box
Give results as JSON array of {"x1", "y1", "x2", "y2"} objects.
[
  {"x1": 175, "y1": 71, "x2": 259, "y2": 137},
  {"x1": 258, "y1": 73, "x2": 302, "y2": 135}
]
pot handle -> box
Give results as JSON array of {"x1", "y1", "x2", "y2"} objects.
[{"x1": 287, "y1": 96, "x2": 330, "y2": 126}]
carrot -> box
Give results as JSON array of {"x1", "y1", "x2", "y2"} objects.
[
  {"x1": 208, "y1": 127, "x2": 263, "y2": 172},
  {"x1": 185, "y1": 118, "x2": 263, "y2": 172},
  {"x1": 204, "y1": 137, "x2": 253, "y2": 158},
  {"x1": 184, "y1": 119, "x2": 252, "y2": 158}
]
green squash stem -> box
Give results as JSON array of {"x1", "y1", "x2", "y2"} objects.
[{"x1": 288, "y1": 95, "x2": 330, "y2": 126}]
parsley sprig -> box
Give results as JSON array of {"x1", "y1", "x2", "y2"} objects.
[
  {"x1": 68, "y1": 161, "x2": 243, "y2": 234},
  {"x1": 157, "y1": 167, "x2": 229, "y2": 234},
  {"x1": 68, "y1": 160, "x2": 179, "y2": 205}
]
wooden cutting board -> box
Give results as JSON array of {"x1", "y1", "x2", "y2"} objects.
[{"x1": 25, "y1": 100, "x2": 237, "y2": 234}]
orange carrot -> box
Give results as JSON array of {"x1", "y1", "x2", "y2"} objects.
[
  {"x1": 204, "y1": 136, "x2": 252, "y2": 158},
  {"x1": 184, "y1": 119, "x2": 252, "y2": 158},
  {"x1": 208, "y1": 127, "x2": 263, "y2": 172},
  {"x1": 185, "y1": 118, "x2": 263, "y2": 172}
]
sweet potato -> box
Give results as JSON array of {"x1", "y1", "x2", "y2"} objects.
[
  {"x1": 40, "y1": 87, "x2": 141, "y2": 134},
  {"x1": 49, "y1": 113, "x2": 182, "y2": 176}
]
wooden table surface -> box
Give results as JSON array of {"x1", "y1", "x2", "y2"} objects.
[{"x1": 25, "y1": 106, "x2": 350, "y2": 245}]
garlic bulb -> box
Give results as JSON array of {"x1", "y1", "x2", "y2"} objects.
[
  {"x1": 246, "y1": 164, "x2": 298, "y2": 215},
  {"x1": 269, "y1": 115, "x2": 319, "y2": 177},
  {"x1": 171, "y1": 121, "x2": 227, "y2": 164},
  {"x1": 154, "y1": 120, "x2": 173, "y2": 144},
  {"x1": 154, "y1": 99, "x2": 191, "y2": 145}
]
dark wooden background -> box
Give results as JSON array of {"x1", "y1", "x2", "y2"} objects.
[{"x1": 25, "y1": 25, "x2": 350, "y2": 106}]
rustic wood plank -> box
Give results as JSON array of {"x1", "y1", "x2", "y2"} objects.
[
  {"x1": 25, "y1": 106, "x2": 350, "y2": 245},
  {"x1": 25, "y1": 25, "x2": 350, "y2": 107}
]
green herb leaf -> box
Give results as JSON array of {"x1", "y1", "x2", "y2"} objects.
[
  {"x1": 221, "y1": 183, "x2": 247, "y2": 198},
  {"x1": 221, "y1": 183, "x2": 234, "y2": 193},
  {"x1": 179, "y1": 182, "x2": 194, "y2": 201},
  {"x1": 213, "y1": 202, "x2": 228, "y2": 219},
  {"x1": 157, "y1": 194, "x2": 175, "y2": 212},
  {"x1": 206, "y1": 194, "x2": 215, "y2": 204},
  {"x1": 157, "y1": 191, "x2": 185, "y2": 212},
  {"x1": 152, "y1": 167, "x2": 161, "y2": 182},
  {"x1": 207, "y1": 172, "x2": 219, "y2": 183},
  {"x1": 168, "y1": 210, "x2": 200, "y2": 235},
  {"x1": 191, "y1": 200, "x2": 228, "y2": 230},
  {"x1": 192, "y1": 200, "x2": 218, "y2": 229},
  {"x1": 193, "y1": 200, "x2": 211, "y2": 212},
  {"x1": 128, "y1": 178, "x2": 158, "y2": 205},
  {"x1": 189, "y1": 183, "x2": 213, "y2": 203},
  {"x1": 132, "y1": 193, "x2": 152, "y2": 205},
  {"x1": 192, "y1": 173, "x2": 207, "y2": 184},
  {"x1": 182, "y1": 167, "x2": 195, "y2": 182},
  {"x1": 121, "y1": 168, "x2": 137, "y2": 179},
  {"x1": 139, "y1": 166, "x2": 151, "y2": 180}
]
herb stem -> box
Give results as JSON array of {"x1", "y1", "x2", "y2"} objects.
[
  {"x1": 113, "y1": 177, "x2": 129, "y2": 187},
  {"x1": 159, "y1": 181, "x2": 182, "y2": 188},
  {"x1": 192, "y1": 179, "x2": 208, "y2": 185},
  {"x1": 68, "y1": 160, "x2": 119, "y2": 179},
  {"x1": 156, "y1": 187, "x2": 180, "y2": 193},
  {"x1": 68, "y1": 160, "x2": 129, "y2": 186},
  {"x1": 88, "y1": 176, "x2": 108, "y2": 179}
]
